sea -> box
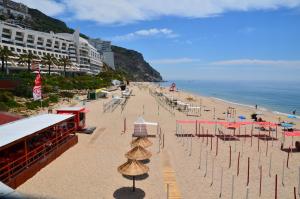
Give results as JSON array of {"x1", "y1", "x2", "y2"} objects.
[{"x1": 160, "y1": 80, "x2": 300, "y2": 117}]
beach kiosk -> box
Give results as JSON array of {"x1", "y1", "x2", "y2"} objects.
[
  {"x1": 87, "y1": 88, "x2": 109, "y2": 100},
  {"x1": 56, "y1": 107, "x2": 87, "y2": 131},
  {"x1": 0, "y1": 114, "x2": 78, "y2": 188}
]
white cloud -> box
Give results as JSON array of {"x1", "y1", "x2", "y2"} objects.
[
  {"x1": 211, "y1": 59, "x2": 300, "y2": 67},
  {"x1": 61, "y1": 0, "x2": 300, "y2": 24},
  {"x1": 17, "y1": 0, "x2": 65, "y2": 16},
  {"x1": 112, "y1": 28, "x2": 178, "y2": 41},
  {"x1": 150, "y1": 58, "x2": 201, "y2": 65}
]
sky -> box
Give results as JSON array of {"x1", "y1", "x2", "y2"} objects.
[{"x1": 17, "y1": 0, "x2": 300, "y2": 81}]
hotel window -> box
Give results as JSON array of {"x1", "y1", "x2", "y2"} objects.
[
  {"x1": 16, "y1": 31, "x2": 23, "y2": 36},
  {"x1": 2, "y1": 28, "x2": 10, "y2": 33},
  {"x1": 46, "y1": 39, "x2": 52, "y2": 47},
  {"x1": 54, "y1": 41, "x2": 59, "y2": 49},
  {"x1": 15, "y1": 37, "x2": 23, "y2": 42},
  {"x1": 17, "y1": 48, "x2": 21, "y2": 52},
  {"x1": 37, "y1": 37, "x2": 44, "y2": 45},
  {"x1": 22, "y1": 49, "x2": 27, "y2": 53},
  {"x1": 27, "y1": 35, "x2": 34, "y2": 43},
  {"x1": 10, "y1": 47, "x2": 15, "y2": 51}
]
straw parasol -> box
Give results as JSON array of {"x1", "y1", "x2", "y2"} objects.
[
  {"x1": 131, "y1": 137, "x2": 153, "y2": 148},
  {"x1": 118, "y1": 159, "x2": 149, "y2": 191},
  {"x1": 125, "y1": 146, "x2": 152, "y2": 160}
]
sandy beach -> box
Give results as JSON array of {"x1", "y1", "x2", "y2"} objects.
[{"x1": 16, "y1": 83, "x2": 300, "y2": 199}]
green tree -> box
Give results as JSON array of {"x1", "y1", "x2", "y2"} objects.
[
  {"x1": 0, "y1": 46, "x2": 14, "y2": 74},
  {"x1": 42, "y1": 54, "x2": 56, "y2": 75},
  {"x1": 58, "y1": 57, "x2": 72, "y2": 77},
  {"x1": 18, "y1": 52, "x2": 38, "y2": 72},
  {"x1": 102, "y1": 62, "x2": 110, "y2": 72}
]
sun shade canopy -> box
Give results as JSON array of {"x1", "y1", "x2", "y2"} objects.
[
  {"x1": 118, "y1": 159, "x2": 149, "y2": 176},
  {"x1": 131, "y1": 137, "x2": 153, "y2": 148},
  {"x1": 134, "y1": 116, "x2": 158, "y2": 126},
  {"x1": 125, "y1": 146, "x2": 152, "y2": 160},
  {"x1": 56, "y1": 107, "x2": 85, "y2": 112},
  {"x1": 284, "y1": 131, "x2": 300, "y2": 137}
]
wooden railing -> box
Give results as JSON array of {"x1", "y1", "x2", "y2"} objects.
[{"x1": 0, "y1": 127, "x2": 76, "y2": 183}]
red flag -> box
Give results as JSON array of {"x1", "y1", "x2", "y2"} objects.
[{"x1": 33, "y1": 71, "x2": 42, "y2": 100}]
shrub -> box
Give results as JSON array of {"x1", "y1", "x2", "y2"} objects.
[
  {"x1": 0, "y1": 91, "x2": 14, "y2": 102},
  {"x1": 0, "y1": 102, "x2": 9, "y2": 111},
  {"x1": 60, "y1": 91, "x2": 75, "y2": 98},
  {"x1": 5, "y1": 100, "x2": 22, "y2": 108},
  {"x1": 48, "y1": 94, "x2": 59, "y2": 103},
  {"x1": 25, "y1": 100, "x2": 49, "y2": 110},
  {"x1": 25, "y1": 100, "x2": 41, "y2": 110}
]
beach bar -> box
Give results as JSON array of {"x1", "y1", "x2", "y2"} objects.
[
  {"x1": 56, "y1": 107, "x2": 87, "y2": 130},
  {"x1": 0, "y1": 114, "x2": 78, "y2": 188}
]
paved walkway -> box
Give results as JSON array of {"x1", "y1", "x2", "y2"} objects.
[{"x1": 161, "y1": 151, "x2": 182, "y2": 199}]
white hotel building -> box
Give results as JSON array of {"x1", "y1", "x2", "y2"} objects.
[{"x1": 0, "y1": 21, "x2": 103, "y2": 74}]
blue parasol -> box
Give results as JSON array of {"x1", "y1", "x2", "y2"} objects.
[
  {"x1": 287, "y1": 115, "x2": 297, "y2": 119},
  {"x1": 238, "y1": 115, "x2": 246, "y2": 120},
  {"x1": 281, "y1": 122, "x2": 294, "y2": 128}
]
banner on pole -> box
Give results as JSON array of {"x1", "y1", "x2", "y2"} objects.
[{"x1": 33, "y1": 70, "x2": 42, "y2": 101}]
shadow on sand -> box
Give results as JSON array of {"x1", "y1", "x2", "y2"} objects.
[
  {"x1": 113, "y1": 187, "x2": 145, "y2": 199},
  {"x1": 139, "y1": 159, "x2": 150, "y2": 164},
  {"x1": 122, "y1": 173, "x2": 149, "y2": 180},
  {"x1": 216, "y1": 135, "x2": 239, "y2": 141}
]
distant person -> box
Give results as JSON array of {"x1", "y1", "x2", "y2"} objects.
[
  {"x1": 255, "y1": 104, "x2": 258, "y2": 109},
  {"x1": 292, "y1": 110, "x2": 296, "y2": 115}
]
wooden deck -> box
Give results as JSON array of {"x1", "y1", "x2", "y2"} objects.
[{"x1": 161, "y1": 151, "x2": 182, "y2": 199}]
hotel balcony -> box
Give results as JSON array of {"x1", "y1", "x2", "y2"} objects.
[
  {"x1": 14, "y1": 37, "x2": 24, "y2": 42},
  {"x1": 2, "y1": 34, "x2": 12, "y2": 39},
  {"x1": 26, "y1": 39, "x2": 34, "y2": 44}
]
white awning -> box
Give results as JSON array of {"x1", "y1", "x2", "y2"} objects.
[
  {"x1": 134, "y1": 116, "x2": 158, "y2": 126},
  {"x1": 56, "y1": 107, "x2": 84, "y2": 111},
  {"x1": 0, "y1": 114, "x2": 74, "y2": 149},
  {"x1": 0, "y1": 182, "x2": 23, "y2": 198}
]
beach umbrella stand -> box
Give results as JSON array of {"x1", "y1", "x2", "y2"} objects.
[{"x1": 118, "y1": 159, "x2": 149, "y2": 192}]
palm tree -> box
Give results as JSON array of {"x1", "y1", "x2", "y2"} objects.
[
  {"x1": 18, "y1": 52, "x2": 38, "y2": 72},
  {"x1": 42, "y1": 54, "x2": 56, "y2": 75},
  {"x1": 58, "y1": 57, "x2": 71, "y2": 77},
  {"x1": 0, "y1": 46, "x2": 13, "y2": 74}
]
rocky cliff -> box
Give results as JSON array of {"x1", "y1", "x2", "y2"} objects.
[{"x1": 112, "y1": 46, "x2": 162, "y2": 82}]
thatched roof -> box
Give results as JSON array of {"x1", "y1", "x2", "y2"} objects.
[
  {"x1": 125, "y1": 146, "x2": 152, "y2": 160},
  {"x1": 118, "y1": 159, "x2": 149, "y2": 176},
  {"x1": 131, "y1": 137, "x2": 153, "y2": 148}
]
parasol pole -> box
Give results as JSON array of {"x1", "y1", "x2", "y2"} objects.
[
  {"x1": 133, "y1": 176, "x2": 135, "y2": 192},
  {"x1": 282, "y1": 159, "x2": 285, "y2": 186},
  {"x1": 298, "y1": 167, "x2": 300, "y2": 197},
  {"x1": 219, "y1": 167, "x2": 223, "y2": 198},
  {"x1": 259, "y1": 165, "x2": 262, "y2": 197},
  {"x1": 275, "y1": 174, "x2": 278, "y2": 199}
]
